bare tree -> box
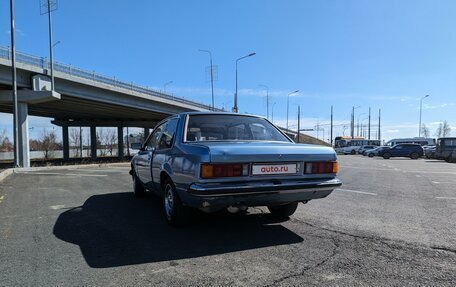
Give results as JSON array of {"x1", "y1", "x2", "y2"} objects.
[
  {"x1": 69, "y1": 128, "x2": 81, "y2": 157},
  {"x1": 442, "y1": 120, "x2": 451, "y2": 137},
  {"x1": 38, "y1": 129, "x2": 59, "y2": 159},
  {"x1": 86, "y1": 130, "x2": 91, "y2": 158},
  {"x1": 421, "y1": 124, "x2": 430, "y2": 138},
  {"x1": 434, "y1": 121, "x2": 452, "y2": 138},
  {"x1": 0, "y1": 129, "x2": 13, "y2": 152},
  {"x1": 97, "y1": 128, "x2": 117, "y2": 156}
]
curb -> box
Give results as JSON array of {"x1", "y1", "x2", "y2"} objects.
[
  {"x1": 0, "y1": 162, "x2": 130, "y2": 182},
  {"x1": 0, "y1": 168, "x2": 14, "y2": 182}
]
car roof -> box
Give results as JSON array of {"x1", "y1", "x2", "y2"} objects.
[{"x1": 180, "y1": 111, "x2": 265, "y2": 118}]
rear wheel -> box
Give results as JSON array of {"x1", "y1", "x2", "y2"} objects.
[
  {"x1": 350, "y1": 150, "x2": 356, "y2": 155},
  {"x1": 163, "y1": 178, "x2": 191, "y2": 226},
  {"x1": 368, "y1": 153, "x2": 374, "y2": 158},
  {"x1": 383, "y1": 153, "x2": 391, "y2": 159},
  {"x1": 268, "y1": 203, "x2": 298, "y2": 218},
  {"x1": 410, "y1": 152, "x2": 419, "y2": 159},
  {"x1": 133, "y1": 174, "x2": 146, "y2": 197}
]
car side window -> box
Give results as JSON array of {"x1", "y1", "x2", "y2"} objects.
[
  {"x1": 146, "y1": 123, "x2": 165, "y2": 150},
  {"x1": 158, "y1": 118, "x2": 179, "y2": 150}
]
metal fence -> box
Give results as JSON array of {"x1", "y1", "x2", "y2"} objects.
[{"x1": 0, "y1": 46, "x2": 216, "y2": 111}]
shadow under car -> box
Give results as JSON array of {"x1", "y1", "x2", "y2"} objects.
[{"x1": 53, "y1": 192, "x2": 304, "y2": 268}]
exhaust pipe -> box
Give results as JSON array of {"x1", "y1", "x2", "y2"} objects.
[{"x1": 227, "y1": 204, "x2": 248, "y2": 214}]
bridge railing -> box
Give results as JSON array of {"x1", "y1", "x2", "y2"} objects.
[{"x1": 0, "y1": 46, "x2": 217, "y2": 111}]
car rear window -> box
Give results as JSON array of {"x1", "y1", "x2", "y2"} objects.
[{"x1": 185, "y1": 114, "x2": 290, "y2": 142}]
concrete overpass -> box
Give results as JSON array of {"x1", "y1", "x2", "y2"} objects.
[
  {"x1": 0, "y1": 47, "x2": 325, "y2": 167},
  {"x1": 0, "y1": 47, "x2": 215, "y2": 167}
]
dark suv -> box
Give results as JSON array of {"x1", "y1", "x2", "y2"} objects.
[
  {"x1": 435, "y1": 138, "x2": 456, "y2": 162},
  {"x1": 378, "y1": 144, "x2": 424, "y2": 159}
]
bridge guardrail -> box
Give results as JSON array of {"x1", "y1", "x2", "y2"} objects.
[{"x1": 0, "y1": 46, "x2": 217, "y2": 111}]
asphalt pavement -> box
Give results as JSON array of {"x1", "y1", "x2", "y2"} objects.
[{"x1": 0, "y1": 157, "x2": 455, "y2": 286}]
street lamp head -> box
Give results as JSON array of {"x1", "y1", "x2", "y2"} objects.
[
  {"x1": 425, "y1": 94, "x2": 429, "y2": 98},
  {"x1": 288, "y1": 90, "x2": 299, "y2": 96},
  {"x1": 248, "y1": 52, "x2": 256, "y2": 57}
]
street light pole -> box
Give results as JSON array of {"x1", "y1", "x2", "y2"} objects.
[
  {"x1": 286, "y1": 90, "x2": 299, "y2": 130},
  {"x1": 233, "y1": 52, "x2": 256, "y2": 113},
  {"x1": 198, "y1": 49, "x2": 215, "y2": 111},
  {"x1": 259, "y1": 84, "x2": 269, "y2": 119},
  {"x1": 163, "y1": 81, "x2": 173, "y2": 93},
  {"x1": 10, "y1": 0, "x2": 20, "y2": 167},
  {"x1": 419, "y1": 95, "x2": 429, "y2": 137}
]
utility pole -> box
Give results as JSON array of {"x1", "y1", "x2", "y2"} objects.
[
  {"x1": 271, "y1": 102, "x2": 276, "y2": 123},
  {"x1": 351, "y1": 106, "x2": 354, "y2": 139},
  {"x1": 330, "y1": 105, "x2": 333, "y2": 146},
  {"x1": 297, "y1": 105, "x2": 300, "y2": 143},
  {"x1": 378, "y1": 109, "x2": 381, "y2": 141},
  {"x1": 48, "y1": 0, "x2": 54, "y2": 90},
  {"x1": 10, "y1": 0, "x2": 20, "y2": 167},
  {"x1": 41, "y1": 0, "x2": 57, "y2": 91},
  {"x1": 126, "y1": 127, "x2": 130, "y2": 157},
  {"x1": 368, "y1": 107, "x2": 371, "y2": 140},
  {"x1": 198, "y1": 49, "x2": 215, "y2": 110},
  {"x1": 357, "y1": 117, "x2": 359, "y2": 137}
]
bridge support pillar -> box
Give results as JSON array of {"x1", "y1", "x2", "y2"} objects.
[
  {"x1": 117, "y1": 126, "x2": 124, "y2": 159},
  {"x1": 62, "y1": 125, "x2": 69, "y2": 161},
  {"x1": 18, "y1": 102, "x2": 30, "y2": 168},
  {"x1": 90, "y1": 126, "x2": 97, "y2": 160},
  {"x1": 144, "y1": 128, "x2": 150, "y2": 143}
]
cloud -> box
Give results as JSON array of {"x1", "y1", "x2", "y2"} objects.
[
  {"x1": 422, "y1": 103, "x2": 455, "y2": 110},
  {"x1": 385, "y1": 129, "x2": 400, "y2": 133}
]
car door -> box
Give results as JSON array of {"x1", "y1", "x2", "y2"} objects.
[
  {"x1": 395, "y1": 145, "x2": 407, "y2": 156},
  {"x1": 136, "y1": 123, "x2": 165, "y2": 187},
  {"x1": 151, "y1": 118, "x2": 179, "y2": 193}
]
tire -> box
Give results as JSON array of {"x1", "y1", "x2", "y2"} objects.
[
  {"x1": 410, "y1": 152, "x2": 419, "y2": 159},
  {"x1": 383, "y1": 153, "x2": 391, "y2": 159},
  {"x1": 268, "y1": 203, "x2": 298, "y2": 218},
  {"x1": 350, "y1": 150, "x2": 356, "y2": 155},
  {"x1": 133, "y1": 174, "x2": 146, "y2": 197},
  {"x1": 368, "y1": 153, "x2": 374, "y2": 158},
  {"x1": 163, "y1": 178, "x2": 191, "y2": 226}
]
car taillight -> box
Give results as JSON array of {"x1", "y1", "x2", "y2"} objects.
[
  {"x1": 304, "y1": 162, "x2": 338, "y2": 174},
  {"x1": 200, "y1": 163, "x2": 249, "y2": 178}
]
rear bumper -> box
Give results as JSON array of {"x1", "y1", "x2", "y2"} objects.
[{"x1": 180, "y1": 178, "x2": 342, "y2": 211}]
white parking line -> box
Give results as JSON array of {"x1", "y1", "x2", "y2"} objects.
[
  {"x1": 16, "y1": 172, "x2": 107, "y2": 177},
  {"x1": 336, "y1": 188, "x2": 377, "y2": 196},
  {"x1": 436, "y1": 197, "x2": 456, "y2": 200}
]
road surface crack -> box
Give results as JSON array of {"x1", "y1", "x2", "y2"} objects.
[
  {"x1": 292, "y1": 218, "x2": 456, "y2": 257},
  {"x1": 263, "y1": 236, "x2": 340, "y2": 287},
  {"x1": 431, "y1": 246, "x2": 456, "y2": 254}
]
